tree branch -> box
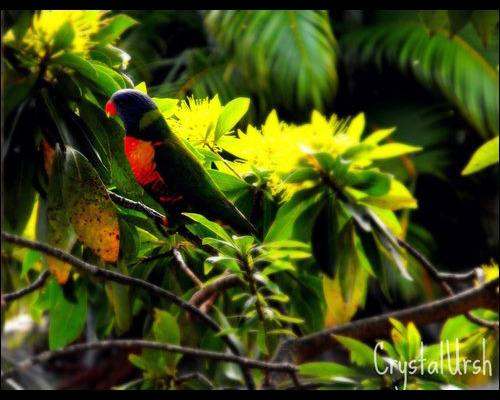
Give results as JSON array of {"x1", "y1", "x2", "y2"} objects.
[
  {"x1": 108, "y1": 191, "x2": 165, "y2": 222},
  {"x1": 188, "y1": 273, "x2": 241, "y2": 308},
  {"x1": 172, "y1": 245, "x2": 203, "y2": 288},
  {"x1": 0, "y1": 339, "x2": 297, "y2": 383},
  {"x1": 398, "y1": 238, "x2": 498, "y2": 330},
  {"x1": 108, "y1": 191, "x2": 218, "y2": 255},
  {"x1": 1, "y1": 270, "x2": 51, "y2": 305},
  {"x1": 174, "y1": 372, "x2": 215, "y2": 389},
  {"x1": 1, "y1": 232, "x2": 255, "y2": 389},
  {"x1": 271, "y1": 277, "x2": 499, "y2": 381}
]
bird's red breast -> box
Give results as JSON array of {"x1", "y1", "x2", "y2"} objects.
[
  {"x1": 124, "y1": 136, "x2": 162, "y2": 187},
  {"x1": 124, "y1": 136, "x2": 183, "y2": 205}
]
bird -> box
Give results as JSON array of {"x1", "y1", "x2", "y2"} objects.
[{"x1": 105, "y1": 89, "x2": 259, "y2": 238}]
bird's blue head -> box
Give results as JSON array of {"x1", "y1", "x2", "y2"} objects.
[{"x1": 106, "y1": 89, "x2": 158, "y2": 135}]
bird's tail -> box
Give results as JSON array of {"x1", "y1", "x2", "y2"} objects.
[{"x1": 220, "y1": 199, "x2": 261, "y2": 240}]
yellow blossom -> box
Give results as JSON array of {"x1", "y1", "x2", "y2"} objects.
[
  {"x1": 222, "y1": 110, "x2": 368, "y2": 196},
  {"x1": 481, "y1": 261, "x2": 499, "y2": 283},
  {"x1": 4, "y1": 10, "x2": 106, "y2": 56},
  {"x1": 167, "y1": 95, "x2": 223, "y2": 148},
  {"x1": 165, "y1": 95, "x2": 417, "y2": 201}
]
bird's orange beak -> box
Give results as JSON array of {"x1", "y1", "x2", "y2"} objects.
[{"x1": 105, "y1": 100, "x2": 117, "y2": 118}]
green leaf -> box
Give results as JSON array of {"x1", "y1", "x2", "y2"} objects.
[
  {"x1": 471, "y1": 10, "x2": 499, "y2": 47},
  {"x1": 62, "y1": 147, "x2": 120, "y2": 263},
  {"x1": 204, "y1": 256, "x2": 240, "y2": 275},
  {"x1": 107, "y1": 262, "x2": 132, "y2": 335},
  {"x1": 334, "y1": 335, "x2": 385, "y2": 371},
  {"x1": 299, "y1": 362, "x2": 364, "y2": 378},
  {"x1": 92, "y1": 14, "x2": 138, "y2": 46},
  {"x1": 56, "y1": 53, "x2": 121, "y2": 97},
  {"x1": 153, "y1": 98, "x2": 179, "y2": 117},
  {"x1": 389, "y1": 318, "x2": 410, "y2": 361},
  {"x1": 21, "y1": 250, "x2": 42, "y2": 279},
  {"x1": 323, "y1": 222, "x2": 370, "y2": 326},
  {"x1": 207, "y1": 169, "x2": 249, "y2": 191},
  {"x1": 2, "y1": 105, "x2": 37, "y2": 236},
  {"x1": 204, "y1": 11, "x2": 339, "y2": 112},
  {"x1": 345, "y1": 170, "x2": 392, "y2": 197},
  {"x1": 214, "y1": 97, "x2": 250, "y2": 142},
  {"x1": 47, "y1": 146, "x2": 76, "y2": 284},
  {"x1": 282, "y1": 168, "x2": 320, "y2": 184},
  {"x1": 311, "y1": 197, "x2": 338, "y2": 278},
  {"x1": 265, "y1": 186, "x2": 322, "y2": 242},
  {"x1": 90, "y1": 60, "x2": 127, "y2": 89},
  {"x1": 55, "y1": 72, "x2": 82, "y2": 102},
  {"x1": 183, "y1": 212, "x2": 233, "y2": 244},
  {"x1": 406, "y1": 322, "x2": 422, "y2": 360},
  {"x1": 118, "y1": 218, "x2": 139, "y2": 262},
  {"x1": 77, "y1": 99, "x2": 143, "y2": 199},
  {"x1": 440, "y1": 315, "x2": 480, "y2": 342},
  {"x1": 52, "y1": 21, "x2": 75, "y2": 52},
  {"x1": 49, "y1": 278, "x2": 88, "y2": 349},
  {"x1": 418, "y1": 10, "x2": 448, "y2": 36},
  {"x1": 153, "y1": 309, "x2": 181, "y2": 372},
  {"x1": 343, "y1": 24, "x2": 499, "y2": 138},
  {"x1": 11, "y1": 10, "x2": 32, "y2": 43},
  {"x1": 360, "y1": 179, "x2": 417, "y2": 210},
  {"x1": 462, "y1": 136, "x2": 499, "y2": 175},
  {"x1": 257, "y1": 327, "x2": 268, "y2": 355},
  {"x1": 447, "y1": 10, "x2": 474, "y2": 37}
]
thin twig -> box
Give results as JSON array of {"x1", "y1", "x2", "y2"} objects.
[
  {"x1": 397, "y1": 238, "x2": 498, "y2": 330},
  {"x1": 175, "y1": 372, "x2": 216, "y2": 389},
  {"x1": 2, "y1": 270, "x2": 51, "y2": 305},
  {"x1": 437, "y1": 268, "x2": 482, "y2": 283},
  {"x1": 172, "y1": 245, "x2": 203, "y2": 288},
  {"x1": 108, "y1": 191, "x2": 218, "y2": 255},
  {"x1": 206, "y1": 143, "x2": 243, "y2": 179},
  {"x1": 189, "y1": 273, "x2": 242, "y2": 308},
  {"x1": 108, "y1": 191, "x2": 165, "y2": 222},
  {"x1": 136, "y1": 251, "x2": 173, "y2": 264},
  {"x1": 0, "y1": 339, "x2": 297, "y2": 383},
  {"x1": 2, "y1": 377, "x2": 24, "y2": 390},
  {"x1": 289, "y1": 371, "x2": 303, "y2": 390},
  {"x1": 1, "y1": 232, "x2": 255, "y2": 389},
  {"x1": 177, "y1": 225, "x2": 218, "y2": 256},
  {"x1": 240, "y1": 255, "x2": 272, "y2": 385}
]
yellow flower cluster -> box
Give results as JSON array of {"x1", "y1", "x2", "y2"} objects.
[
  {"x1": 481, "y1": 261, "x2": 499, "y2": 283},
  {"x1": 5, "y1": 10, "x2": 105, "y2": 56},
  {"x1": 167, "y1": 95, "x2": 224, "y2": 148},
  {"x1": 224, "y1": 110, "x2": 364, "y2": 179},
  {"x1": 166, "y1": 95, "x2": 421, "y2": 200}
]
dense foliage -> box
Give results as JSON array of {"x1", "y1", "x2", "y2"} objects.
[{"x1": 1, "y1": 10, "x2": 498, "y2": 390}]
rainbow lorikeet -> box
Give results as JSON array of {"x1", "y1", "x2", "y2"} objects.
[{"x1": 106, "y1": 89, "x2": 259, "y2": 237}]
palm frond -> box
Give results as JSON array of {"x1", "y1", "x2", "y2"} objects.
[
  {"x1": 203, "y1": 10, "x2": 339, "y2": 113},
  {"x1": 342, "y1": 23, "x2": 499, "y2": 139}
]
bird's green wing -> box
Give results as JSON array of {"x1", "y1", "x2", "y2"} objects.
[{"x1": 147, "y1": 116, "x2": 258, "y2": 236}]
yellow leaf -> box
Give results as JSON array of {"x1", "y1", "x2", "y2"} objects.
[
  {"x1": 346, "y1": 112, "x2": 365, "y2": 142},
  {"x1": 368, "y1": 143, "x2": 422, "y2": 159},
  {"x1": 361, "y1": 179, "x2": 417, "y2": 210},
  {"x1": 462, "y1": 136, "x2": 499, "y2": 175},
  {"x1": 134, "y1": 81, "x2": 147, "y2": 94},
  {"x1": 363, "y1": 127, "x2": 396, "y2": 145},
  {"x1": 323, "y1": 228, "x2": 369, "y2": 327},
  {"x1": 366, "y1": 205, "x2": 403, "y2": 236},
  {"x1": 63, "y1": 148, "x2": 120, "y2": 263}
]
